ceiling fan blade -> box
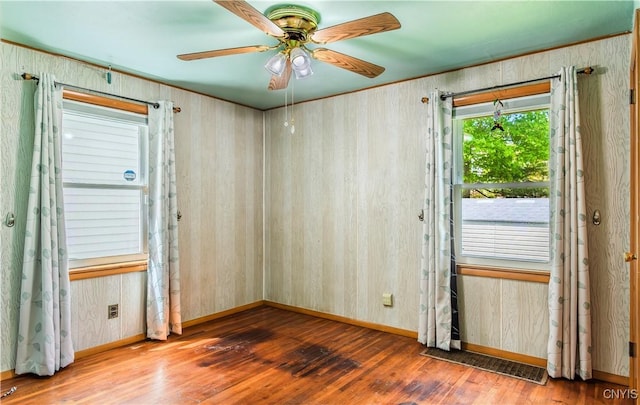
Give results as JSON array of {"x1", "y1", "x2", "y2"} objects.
[
  {"x1": 311, "y1": 12, "x2": 400, "y2": 44},
  {"x1": 214, "y1": 0, "x2": 286, "y2": 38},
  {"x1": 177, "y1": 45, "x2": 271, "y2": 61},
  {"x1": 311, "y1": 48, "x2": 385, "y2": 78},
  {"x1": 268, "y1": 60, "x2": 292, "y2": 90}
]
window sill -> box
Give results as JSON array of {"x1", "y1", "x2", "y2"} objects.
[
  {"x1": 69, "y1": 260, "x2": 147, "y2": 281},
  {"x1": 457, "y1": 264, "x2": 550, "y2": 284}
]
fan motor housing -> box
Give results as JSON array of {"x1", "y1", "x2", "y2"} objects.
[{"x1": 265, "y1": 4, "x2": 320, "y2": 42}]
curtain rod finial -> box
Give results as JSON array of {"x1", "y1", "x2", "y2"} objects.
[
  {"x1": 21, "y1": 73, "x2": 35, "y2": 80},
  {"x1": 421, "y1": 97, "x2": 429, "y2": 104}
]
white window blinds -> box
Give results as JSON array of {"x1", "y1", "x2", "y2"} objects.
[{"x1": 61, "y1": 101, "x2": 148, "y2": 266}]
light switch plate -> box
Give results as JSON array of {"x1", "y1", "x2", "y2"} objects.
[{"x1": 382, "y1": 293, "x2": 393, "y2": 307}]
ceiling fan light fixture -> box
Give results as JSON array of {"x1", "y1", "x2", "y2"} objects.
[
  {"x1": 289, "y1": 47, "x2": 313, "y2": 79},
  {"x1": 264, "y1": 51, "x2": 288, "y2": 76},
  {"x1": 293, "y1": 65, "x2": 313, "y2": 79},
  {"x1": 290, "y1": 47, "x2": 309, "y2": 68}
]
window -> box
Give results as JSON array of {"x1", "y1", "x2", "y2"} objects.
[
  {"x1": 453, "y1": 93, "x2": 550, "y2": 270},
  {"x1": 61, "y1": 100, "x2": 148, "y2": 268}
]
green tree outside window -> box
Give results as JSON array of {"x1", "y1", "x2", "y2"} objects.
[{"x1": 462, "y1": 109, "x2": 549, "y2": 198}]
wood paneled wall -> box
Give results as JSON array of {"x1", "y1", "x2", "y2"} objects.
[
  {"x1": 264, "y1": 34, "x2": 631, "y2": 377},
  {"x1": 0, "y1": 43, "x2": 264, "y2": 372}
]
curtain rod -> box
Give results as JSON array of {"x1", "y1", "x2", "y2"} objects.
[
  {"x1": 420, "y1": 66, "x2": 594, "y2": 104},
  {"x1": 21, "y1": 73, "x2": 181, "y2": 113}
]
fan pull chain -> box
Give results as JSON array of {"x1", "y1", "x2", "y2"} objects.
[
  {"x1": 284, "y1": 90, "x2": 288, "y2": 129},
  {"x1": 290, "y1": 80, "x2": 295, "y2": 134}
]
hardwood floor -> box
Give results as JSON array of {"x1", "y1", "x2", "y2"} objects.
[{"x1": 0, "y1": 306, "x2": 632, "y2": 404}]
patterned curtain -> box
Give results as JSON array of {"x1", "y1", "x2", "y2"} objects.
[
  {"x1": 16, "y1": 73, "x2": 74, "y2": 376},
  {"x1": 146, "y1": 101, "x2": 182, "y2": 340},
  {"x1": 418, "y1": 90, "x2": 461, "y2": 350},
  {"x1": 547, "y1": 66, "x2": 592, "y2": 380}
]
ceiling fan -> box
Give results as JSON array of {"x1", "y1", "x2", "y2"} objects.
[{"x1": 177, "y1": 0, "x2": 401, "y2": 90}]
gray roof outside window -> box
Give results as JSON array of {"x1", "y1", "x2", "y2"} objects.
[{"x1": 462, "y1": 198, "x2": 549, "y2": 224}]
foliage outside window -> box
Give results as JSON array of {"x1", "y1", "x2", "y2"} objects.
[{"x1": 463, "y1": 110, "x2": 549, "y2": 197}]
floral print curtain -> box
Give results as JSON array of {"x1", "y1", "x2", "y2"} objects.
[
  {"x1": 418, "y1": 91, "x2": 461, "y2": 350},
  {"x1": 547, "y1": 66, "x2": 592, "y2": 380},
  {"x1": 16, "y1": 73, "x2": 74, "y2": 376},
  {"x1": 146, "y1": 101, "x2": 182, "y2": 340}
]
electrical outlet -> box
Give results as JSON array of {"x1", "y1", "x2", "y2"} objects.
[
  {"x1": 382, "y1": 293, "x2": 393, "y2": 307},
  {"x1": 108, "y1": 304, "x2": 119, "y2": 319}
]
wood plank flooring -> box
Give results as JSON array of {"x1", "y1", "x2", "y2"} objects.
[{"x1": 0, "y1": 306, "x2": 632, "y2": 404}]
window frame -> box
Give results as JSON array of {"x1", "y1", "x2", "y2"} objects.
[
  {"x1": 61, "y1": 98, "x2": 149, "y2": 270},
  {"x1": 452, "y1": 92, "x2": 551, "y2": 272}
]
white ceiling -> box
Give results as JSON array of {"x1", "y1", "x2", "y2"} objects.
[{"x1": 0, "y1": 0, "x2": 635, "y2": 110}]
